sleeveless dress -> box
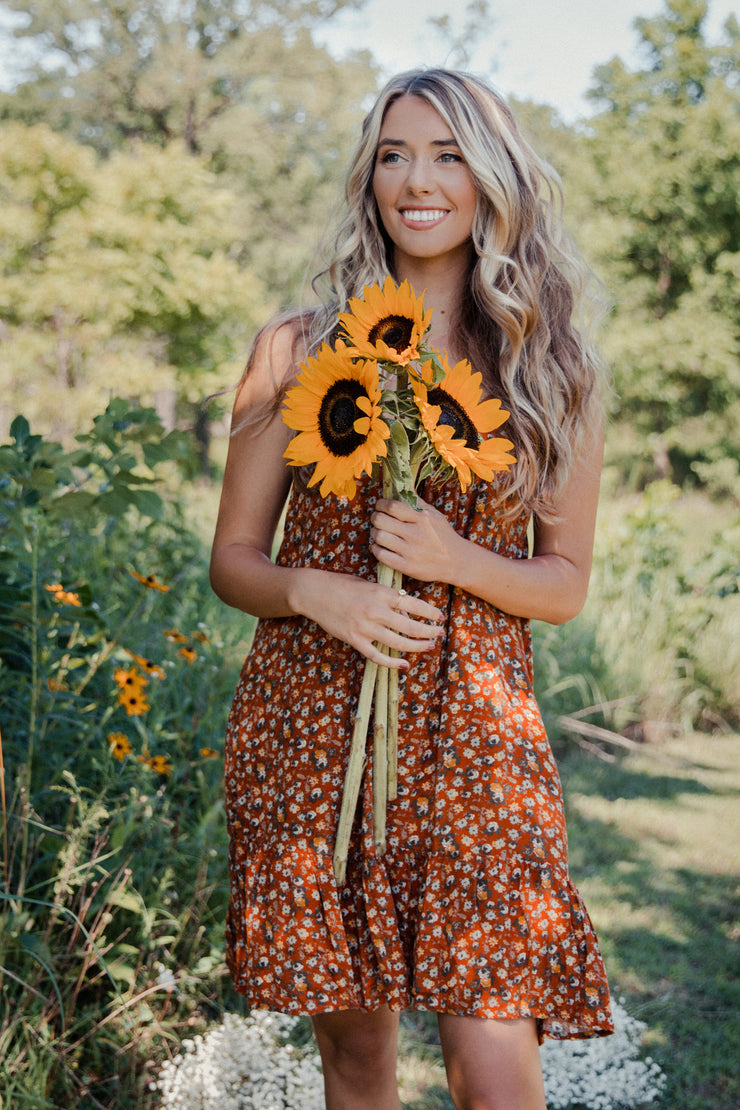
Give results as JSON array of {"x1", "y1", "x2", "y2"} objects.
[{"x1": 224, "y1": 470, "x2": 613, "y2": 1041}]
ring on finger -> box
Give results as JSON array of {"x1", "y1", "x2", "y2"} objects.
[{"x1": 393, "y1": 587, "x2": 407, "y2": 611}]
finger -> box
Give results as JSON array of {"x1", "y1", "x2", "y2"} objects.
[
  {"x1": 374, "y1": 498, "x2": 421, "y2": 521},
  {"x1": 384, "y1": 587, "x2": 444, "y2": 624},
  {"x1": 372, "y1": 627, "x2": 442, "y2": 656},
  {"x1": 357, "y1": 631, "x2": 438, "y2": 669},
  {"x1": 371, "y1": 526, "x2": 404, "y2": 555}
]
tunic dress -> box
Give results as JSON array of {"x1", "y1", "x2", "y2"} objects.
[{"x1": 224, "y1": 470, "x2": 613, "y2": 1041}]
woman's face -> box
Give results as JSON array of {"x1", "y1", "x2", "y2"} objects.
[{"x1": 372, "y1": 95, "x2": 478, "y2": 271}]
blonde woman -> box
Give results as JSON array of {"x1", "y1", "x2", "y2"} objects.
[{"x1": 210, "y1": 68, "x2": 612, "y2": 1110}]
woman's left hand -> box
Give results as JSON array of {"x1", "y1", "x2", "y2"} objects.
[{"x1": 370, "y1": 497, "x2": 464, "y2": 585}]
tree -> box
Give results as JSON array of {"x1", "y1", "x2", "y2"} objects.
[
  {"x1": 0, "y1": 121, "x2": 265, "y2": 444},
  {"x1": 0, "y1": 0, "x2": 380, "y2": 458},
  {"x1": 584, "y1": 0, "x2": 740, "y2": 495},
  {"x1": 0, "y1": 0, "x2": 378, "y2": 303}
]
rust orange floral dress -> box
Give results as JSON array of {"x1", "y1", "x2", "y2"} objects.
[{"x1": 224, "y1": 471, "x2": 613, "y2": 1040}]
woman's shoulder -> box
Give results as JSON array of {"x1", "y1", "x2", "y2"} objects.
[
  {"x1": 237, "y1": 309, "x2": 320, "y2": 411},
  {"x1": 252, "y1": 308, "x2": 317, "y2": 368}
]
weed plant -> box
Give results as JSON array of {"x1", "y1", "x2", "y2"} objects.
[{"x1": 0, "y1": 403, "x2": 249, "y2": 1108}]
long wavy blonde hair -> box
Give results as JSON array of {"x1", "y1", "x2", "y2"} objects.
[{"x1": 250, "y1": 67, "x2": 606, "y2": 517}]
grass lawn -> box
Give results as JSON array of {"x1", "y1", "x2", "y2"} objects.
[{"x1": 397, "y1": 733, "x2": 740, "y2": 1109}]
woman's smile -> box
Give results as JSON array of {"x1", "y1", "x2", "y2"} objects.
[{"x1": 399, "y1": 207, "x2": 450, "y2": 226}]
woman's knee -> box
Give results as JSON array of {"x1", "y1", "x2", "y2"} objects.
[
  {"x1": 311, "y1": 1007, "x2": 399, "y2": 1076},
  {"x1": 438, "y1": 1014, "x2": 546, "y2": 1110}
]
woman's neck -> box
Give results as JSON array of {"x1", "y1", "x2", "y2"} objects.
[{"x1": 393, "y1": 251, "x2": 471, "y2": 361}]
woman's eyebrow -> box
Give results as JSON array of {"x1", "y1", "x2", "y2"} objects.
[{"x1": 377, "y1": 137, "x2": 460, "y2": 148}]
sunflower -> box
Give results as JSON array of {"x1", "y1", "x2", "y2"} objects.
[
  {"x1": 283, "y1": 342, "x2": 390, "y2": 500},
  {"x1": 411, "y1": 355, "x2": 515, "y2": 491},
  {"x1": 338, "y1": 276, "x2": 432, "y2": 365}
]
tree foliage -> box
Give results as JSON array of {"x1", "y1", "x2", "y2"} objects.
[
  {"x1": 0, "y1": 122, "x2": 265, "y2": 437},
  {"x1": 0, "y1": 0, "x2": 378, "y2": 442},
  {"x1": 584, "y1": 0, "x2": 740, "y2": 494}
]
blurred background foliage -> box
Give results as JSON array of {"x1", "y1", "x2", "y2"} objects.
[
  {"x1": 0, "y1": 0, "x2": 739, "y2": 1106},
  {"x1": 0, "y1": 0, "x2": 738, "y2": 495}
]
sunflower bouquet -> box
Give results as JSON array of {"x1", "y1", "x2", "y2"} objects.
[{"x1": 282, "y1": 277, "x2": 515, "y2": 883}]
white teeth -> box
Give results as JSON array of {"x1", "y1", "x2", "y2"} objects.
[{"x1": 401, "y1": 209, "x2": 447, "y2": 223}]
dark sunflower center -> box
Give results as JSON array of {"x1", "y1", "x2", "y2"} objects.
[
  {"x1": 368, "y1": 314, "x2": 415, "y2": 353},
  {"x1": 318, "y1": 379, "x2": 368, "y2": 456},
  {"x1": 428, "y1": 388, "x2": 480, "y2": 449}
]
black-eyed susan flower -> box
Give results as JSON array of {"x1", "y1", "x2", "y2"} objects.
[
  {"x1": 411, "y1": 355, "x2": 515, "y2": 491},
  {"x1": 125, "y1": 649, "x2": 166, "y2": 679},
  {"x1": 148, "y1": 754, "x2": 173, "y2": 775},
  {"x1": 199, "y1": 747, "x2": 220, "y2": 759},
  {"x1": 137, "y1": 751, "x2": 173, "y2": 775},
  {"x1": 45, "y1": 583, "x2": 82, "y2": 606},
  {"x1": 283, "y1": 342, "x2": 391, "y2": 500},
  {"x1": 163, "y1": 628, "x2": 188, "y2": 644},
  {"x1": 191, "y1": 630, "x2": 210, "y2": 645},
  {"x1": 113, "y1": 665, "x2": 148, "y2": 693},
  {"x1": 130, "y1": 570, "x2": 170, "y2": 592},
  {"x1": 108, "y1": 731, "x2": 133, "y2": 761},
  {"x1": 338, "y1": 277, "x2": 432, "y2": 365},
  {"x1": 177, "y1": 645, "x2": 197, "y2": 664},
  {"x1": 117, "y1": 687, "x2": 150, "y2": 717}
]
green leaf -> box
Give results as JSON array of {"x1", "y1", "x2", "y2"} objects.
[
  {"x1": 10, "y1": 415, "x2": 31, "y2": 445},
  {"x1": 127, "y1": 489, "x2": 164, "y2": 519},
  {"x1": 46, "y1": 490, "x2": 98, "y2": 520},
  {"x1": 105, "y1": 959, "x2": 137, "y2": 986}
]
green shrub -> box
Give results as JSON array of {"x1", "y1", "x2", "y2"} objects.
[{"x1": 0, "y1": 403, "x2": 249, "y2": 1108}]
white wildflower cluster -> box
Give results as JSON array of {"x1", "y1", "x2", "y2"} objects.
[
  {"x1": 154, "y1": 1011, "x2": 325, "y2": 1110},
  {"x1": 540, "y1": 1000, "x2": 666, "y2": 1109},
  {"x1": 155, "y1": 999, "x2": 664, "y2": 1110}
]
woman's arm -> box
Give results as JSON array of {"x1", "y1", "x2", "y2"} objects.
[
  {"x1": 369, "y1": 422, "x2": 604, "y2": 625},
  {"x1": 209, "y1": 321, "x2": 445, "y2": 668}
]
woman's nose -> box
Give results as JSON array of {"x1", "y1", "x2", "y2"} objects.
[{"x1": 404, "y1": 157, "x2": 433, "y2": 194}]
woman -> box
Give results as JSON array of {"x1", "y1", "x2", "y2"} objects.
[{"x1": 210, "y1": 68, "x2": 612, "y2": 1110}]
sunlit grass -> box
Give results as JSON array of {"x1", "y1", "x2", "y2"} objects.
[{"x1": 559, "y1": 733, "x2": 740, "y2": 1110}]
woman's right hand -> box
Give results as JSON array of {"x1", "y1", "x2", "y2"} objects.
[{"x1": 290, "y1": 567, "x2": 445, "y2": 669}]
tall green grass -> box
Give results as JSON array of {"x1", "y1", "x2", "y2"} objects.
[{"x1": 534, "y1": 478, "x2": 739, "y2": 746}]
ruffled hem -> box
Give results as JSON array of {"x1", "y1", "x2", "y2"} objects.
[{"x1": 225, "y1": 836, "x2": 612, "y2": 1041}]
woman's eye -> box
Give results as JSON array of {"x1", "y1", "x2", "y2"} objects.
[
  {"x1": 379, "y1": 151, "x2": 403, "y2": 164},
  {"x1": 438, "y1": 151, "x2": 463, "y2": 163}
]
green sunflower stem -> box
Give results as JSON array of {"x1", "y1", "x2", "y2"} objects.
[
  {"x1": 333, "y1": 657, "x2": 379, "y2": 885},
  {"x1": 388, "y1": 565, "x2": 403, "y2": 802},
  {"x1": 372, "y1": 658, "x2": 388, "y2": 852},
  {"x1": 372, "y1": 551, "x2": 395, "y2": 853}
]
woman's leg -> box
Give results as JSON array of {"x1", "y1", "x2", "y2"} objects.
[
  {"x1": 438, "y1": 1013, "x2": 547, "y2": 1110},
  {"x1": 311, "y1": 1005, "x2": 402, "y2": 1110}
]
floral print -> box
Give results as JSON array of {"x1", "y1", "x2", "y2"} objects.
[{"x1": 224, "y1": 472, "x2": 612, "y2": 1040}]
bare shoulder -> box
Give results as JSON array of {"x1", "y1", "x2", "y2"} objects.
[{"x1": 235, "y1": 312, "x2": 312, "y2": 415}]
